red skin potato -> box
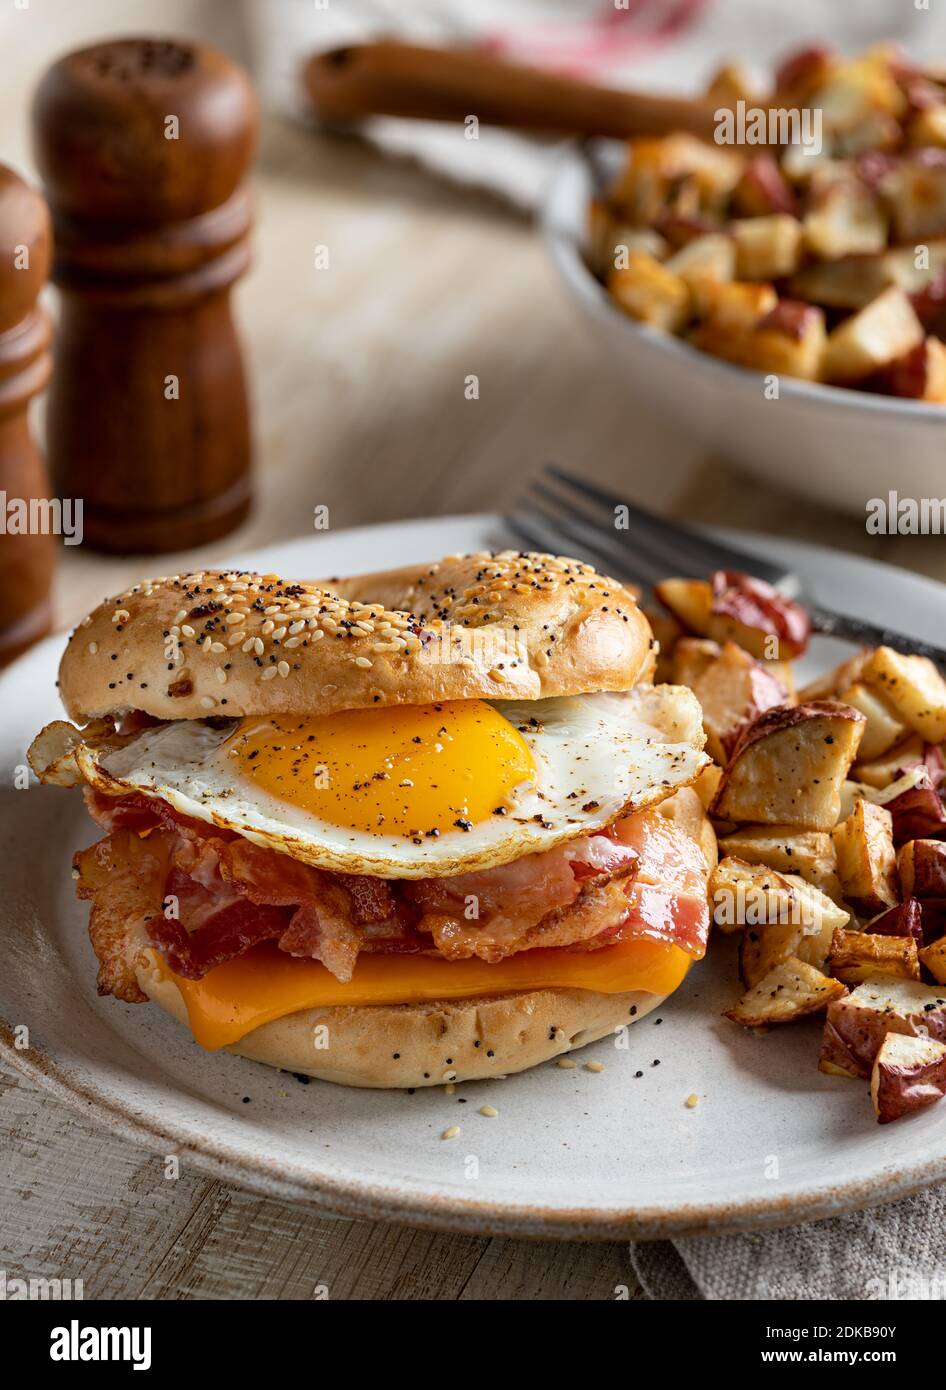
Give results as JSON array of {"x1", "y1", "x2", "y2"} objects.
[
  {"x1": 820, "y1": 982, "x2": 946, "y2": 1079},
  {"x1": 865, "y1": 898, "x2": 925, "y2": 948},
  {"x1": 758, "y1": 299, "x2": 821, "y2": 341},
  {"x1": 735, "y1": 156, "x2": 798, "y2": 218},
  {"x1": 872, "y1": 1035, "x2": 946, "y2": 1123},
  {"x1": 719, "y1": 661, "x2": 791, "y2": 761},
  {"x1": 710, "y1": 570, "x2": 811, "y2": 658}
]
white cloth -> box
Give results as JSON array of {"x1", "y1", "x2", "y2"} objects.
[{"x1": 248, "y1": 0, "x2": 946, "y2": 208}]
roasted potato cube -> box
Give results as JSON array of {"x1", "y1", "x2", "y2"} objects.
[
  {"x1": 692, "y1": 762, "x2": 723, "y2": 813},
  {"x1": 694, "y1": 279, "x2": 778, "y2": 331},
  {"x1": 655, "y1": 577, "x2": 713, "y2": 635},
  {"x1": 871, "y1": 1032, "x2": 946, "y2": 1123},
  {"x1": 831, "y1": 799, "x2": 898, "y2": 915},
  {"x1": 671, "y1": 636, "x2": 720, "y2": 689},
  {"x1": 920, "y1": 936, "x2": 946, "y2": 984},
  {"x1": 898, "y1": 838, "x2": 946, "y2": 903},
  {"x1": 837, "y1": 682, "x2": 906, "y2": 761},
  {"x1": 711, "y1": 856, "x2": 849, "y2": 938},
  {"x1": 744, "y1": 301, "x2": 827, "y2": 380},
  {"x1": 818, "y1": 976, "x2": 946, "y2": 1079},
  {"x1": 861, "y1": 646, "x2": 946, "y2": 743},
  {"x1": 664, "y1": 233, "x2": 736, "y2": 298},
  {"x1": 691, "y1": 641, "x2": 788, "y2": 764},
  {"x1": 775, "y1": 45, "x2": 836, "y2": 105},
  {"x1": 588, "y1": 205, "x2": 670, "y2": 278},
  {"x1": 739, "y1": 869, "x2": 847, "y2": 988},
  {"x1": 732, "y1": 156, "x2": 797, "y2": 218},
  {"x1": 864, "y1": 898, "x2": 924, "y2": 947},
  {"x1": 822, "y1": 288, "x2": 925, "y2": 384},
  {"x1": 731, "y1": 215, "x2": 803, "y2": 280},
  {"x1": 855, "y1": 733, "x2": 925, "y2": 789},
  {"x1": 787, "y1": 255, "x2": 893, "y2": 312},
  {"x1": 725, "y1": 956, "x2": 846, "y2": 1027},
  {"x1": 708, "y1": 570, "x2": 810, "y2": 660},
  {"x1": 906, "y1": 104, "x2": 946, "y2": 148},
  {"x1": 880, "y1": 336, "x2": 946, "y2": 404},
  {"x1": 659, "y1": 571, "x2": 810, "y2": 667},
  {"x1": 717, "y1": 825, "x2": 843, "y2": 902},
  {"x1": 798, "y1": 648, "x2": 872, "y2": 703},
  {"x1": 607, "y1": 252, "x2": 691, "y2": 332},
  {"x1": 880, "y1": 769, "x2": 946, "y2": 843},
  {"x1": 886, "y1": 155, "x2": 946, "y2": 243},
  {"x1": 803, "y1": 180, "x2": 888, "y2": 260},
  {"x1": 884, "y1": 237, "x2": 946, "y2": 295},
  {"x1": 712, "y1": 702, "x2": 865, "y2": 830},
  {"x1": 828, "y1": 927, "x2": 920, "y2": 985}
]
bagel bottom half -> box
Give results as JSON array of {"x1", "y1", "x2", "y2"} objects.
[{"x1": 136, "y1": 950, "x2": 667, "y2": 1088}]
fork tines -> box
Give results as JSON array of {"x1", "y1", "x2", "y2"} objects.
[{"x1": 505, "y1": 465, "x2": 791, "y2": 592}]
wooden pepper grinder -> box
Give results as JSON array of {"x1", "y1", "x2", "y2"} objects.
[
  {"x1": 0, "y1": 164, "x2": 54, "y2": 665},
  {"x1": 32, "y1": 38, "x2": 257, "y2": 553}
]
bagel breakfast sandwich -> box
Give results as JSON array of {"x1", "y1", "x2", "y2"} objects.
[{"x1": 28, "y1": 552, "x2": 716, "y2": 1088}]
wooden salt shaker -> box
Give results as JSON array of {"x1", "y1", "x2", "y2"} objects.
[
  {"x1": 0, "y1": 164, "x2": 54, "y2": 666},
  {"x1": 32, "y1": 38, "x2": 257, "y2": 553}
]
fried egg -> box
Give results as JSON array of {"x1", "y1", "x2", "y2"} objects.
[{"x1": 79, "y1": 685, "x2": 708, "y2": 879}]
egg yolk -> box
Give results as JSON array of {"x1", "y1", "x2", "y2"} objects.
[{"x1": 227, "y1": 700, "x2": 535, "y2": 840}]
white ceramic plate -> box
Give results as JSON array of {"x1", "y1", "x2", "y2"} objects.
[
  {"x1": 542, "y1": 143, "x2": 946, "y2": 518},
  {"x1": 3, "y1": 514, "x2": 946, "y2": 1240}
]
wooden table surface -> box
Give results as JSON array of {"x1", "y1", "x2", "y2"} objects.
[{"x1": 3, "y1": 0, "x2": 944, "y2": 1302}]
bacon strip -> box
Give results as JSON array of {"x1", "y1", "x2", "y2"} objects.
[
  {"x1": 75, "y1": 793, "x2": 710, "y2": 996},
  {"x1": 73, "y1": 828, "x2": 173, "y2": 1002}
]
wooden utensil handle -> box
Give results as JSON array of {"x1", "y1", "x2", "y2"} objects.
[{"x1": 303, "y1": 40, "x2": 720, "y2": 142}]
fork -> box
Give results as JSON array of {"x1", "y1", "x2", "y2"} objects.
[{"x1": 503, "y1": 465, "x2": 946, "y2": 668}]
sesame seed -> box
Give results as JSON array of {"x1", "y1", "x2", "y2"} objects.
[
  {"x1": 228, "y1": 632, "x2": 245, "y2": 647},
  {"x1": 211, "y1": 642, "x2": 225, "y2": 653},
  {"x1": 253, "y1": 638, "x2": 264, "y2": 657},
  {"x1": 200, "y1": 696, "x2": 215, "y2": 709},
  {"x1": 225, "y1": 612, "x2": 245, "y2": 625},
  {"x1": 180, "y1": 624, "x2": 195, "y2": 637},
  {"x1": 88, "y1": 641, "x2": 98, "y2": 654},
  {"x1": 479, "y1": 1105, "x2": 498, "y2": 1118},
  {"x1": 442, "y1": 1069, "x2": 457, "y2": 1083},
  {"x1": 585, "y1": 1061, "x2": 605, "y2": 1073},
  {"x1": 354, "y1": 656, "x2": 373, "y2": 669},
  {"x1": 686, "y1": 1094, "x2": 700, "y2": 1109},
  {"x1": 557, "y1": 1059, "x2": 577, "y2": 1070},
  {"x1": 241, "y1": 638, "x2": 255, "y2": 653},
  {"x1": 441, "y1": 1125, "x2": 460, "y2": 1140},
  {"x1": 215, "y1": 668, "x2": 227, "y2": 684},
  {"x1": 277, "y1": 661, "x2": 290, "y2": 678},
  {"x1": 261, "y1": 666, "x2": 278, "y2": 681}
]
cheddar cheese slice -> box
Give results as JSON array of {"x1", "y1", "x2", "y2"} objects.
[{"x1": 157, "y1": 938, "x2": 692, "y2": 1050}]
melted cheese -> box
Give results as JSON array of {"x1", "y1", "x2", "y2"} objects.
[{"x1": 156, "y1": 939, "x2": 692, "y2": 1051}]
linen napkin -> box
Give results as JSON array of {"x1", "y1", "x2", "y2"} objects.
[
  {"x1": 629, "y1": 1186, "x2": 946, "y2": 1300},
  {"x1": 246, "y1": 0, "x2": 946, "y2": 1298},
  {"x1": 247, "y1": 0, "x2": 946, "y2": 210}
]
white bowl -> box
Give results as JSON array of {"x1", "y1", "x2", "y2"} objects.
[{"x1": 542, "y1": 142, "x2": 946, "y2": 517}]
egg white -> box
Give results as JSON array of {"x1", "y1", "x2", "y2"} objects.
[{"x1": 79, "y1": 685, "x2": 708, "y2": 879}]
